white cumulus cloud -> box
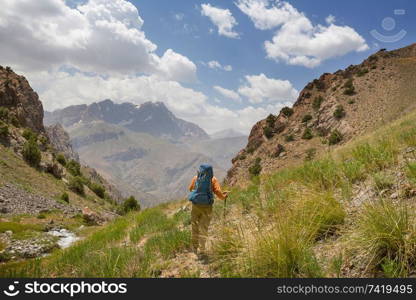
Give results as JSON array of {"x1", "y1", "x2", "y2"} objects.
[
  {"x1": 213, "y1": 85, "x2": 241, "y2": 101},
  {"x1": 0, "y1": 0, "x2": 196, "y2": 82},
  {"x1": 201, "y1": 3, "x2": 239, "y2": 38},
  {"x1": 238, "y1": 73, "x2": 298, "y2": 104},
  {"x1": 206, "y1": 60, "x2": 233, "y2": 71},
  {"x1": 236, "y1": 0, "x2": 369, "y2": 67}
]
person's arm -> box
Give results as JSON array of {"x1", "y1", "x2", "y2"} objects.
[
  {"x1": 212, "y1": 177, "x2": 227, "y2": 200},
  {"x1": 188, "y1": 176, "x2": 197, "y2": 192}
]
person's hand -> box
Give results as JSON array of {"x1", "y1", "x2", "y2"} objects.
[{"x1": 223, "y1": 191, "x2": 229, "y2": 199}]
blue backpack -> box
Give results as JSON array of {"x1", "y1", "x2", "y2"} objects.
[{"x1": 188, "y1": 164, "x2": 214, "y2": 205}]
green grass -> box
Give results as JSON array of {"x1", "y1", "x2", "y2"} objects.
[{"x1": 353, "y1": 199, "x2": 416, "y2": 277}]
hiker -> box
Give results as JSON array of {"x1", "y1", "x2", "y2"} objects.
[{"x1": 188, "y1": 164, "x2": 228, "y2": 256}]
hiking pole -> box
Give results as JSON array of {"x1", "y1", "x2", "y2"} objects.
[{"x1": 223, "y1": 191, "x2": 230, "y2": 219}]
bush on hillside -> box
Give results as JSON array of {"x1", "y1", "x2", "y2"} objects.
[
  {"x1": 122, "y1": 196, "x2": 140, "y2": 213},
  {"x1": 67, "y1": 160, "x2": 81, "y2": 176},
  {"x1": 249, "y1": 157, "x2": 262, "y2": 177},
  {"x1": 0, "y1": 107, "x2": 9, "y2": 120},
  {"x1": 343, "y1": 79, "x2": 356, "y2": 95},
  {"x1": 312, "y1": 96, "x2": 324, "y2": 110},
  {"x1": 68, "y1": 176, "x2": 84, "y2": 195},
  {"x1": 263, "y1": 126, "x2": 274, "y2": 139},
  {"x1": 22, "y1": 128, "x2": 37, "y2": 141},
  {"x1": 22, "y1": 139, "x2": 41, "y2": 167},
  {"x1": 305, "y1": 148, "x2": 317, "y2": 161},
  {"x1": 56, "y1": 153, "x2": 67, "y2": 166},
  {"x1": 333, "y1": 105, "x2": 346, "y2": 120},
  {"x1": 285, "y1": 134, "x2": 295, "y2": 142},
  {"x1": 328, "y1": 129, "x2": 343, "y2": 145},
  {"x1": 302, "y1": 114, "x2": 313, "y2": 123},
  {"x1": 61, "y1": 192, "x2": 69, "y2": 203},
  {"x1": 302, "y1": 128, "x2": 313, "y2": 140},
  {"x1": 90, "y1": 183, "x2": 105, "y2": 199},
  {"x1": 281, "y1": 107, "x2": 294, "y2": 117},
  {"x1": 0, "y1": 122, "x2": 9, "y2": 139},
  {"x1": 266, "y1": 114, "x2": 277, "y2": 127}
]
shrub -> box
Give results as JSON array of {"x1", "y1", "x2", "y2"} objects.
[
  {"x1": 312, "y1": 96, "x2": 323, "y2": 110},
  {"x1": 285, "y1": 134, "x2": 294, "y2": 142},
  {"x1": 239, "y1": 154, "x2": 246, "y2": 160},
  {"x1": 266, "y1": 114, "x2": 277, "y2": 127},
  {"x1": 249, "y1": 157, "x2": 262, "y2": 177},
  {"x1": 343, "y1": 79, "x2": 355, "y2": 95},
  {"x1": 67, "y1": 160, "x2": 81, "y2": 176},
  {"x1": 38, "y1": 135, "x2": 48, "y2": 146},
  {"x1": 68, "y1": 176, "x2": 84, "y2": 195},
  {"x1": 302, "y1": 114, "x2": 313, "y2": 123},
  {"x1": 0, "y1": 122, "x2": 9, "y2": 139},
  {"x1": 302, "y1": 128, "x2": 313, "y2": 140},
  {"x1": 333, "y1": 105, "x2": 346, "y2": 120},
  {"x1": 281, "y1": 107, "x2": 294, "y2": 117},
  {"x1": 22, "y1": 139, "x2": 41, "y2": 167},
  {"x1": 0, "y1": 107, "x2": 9, "y2": 120},
  {"x1": 305, "y1": 148, "x2": 317, "y2": 161},
  {"x1": 357, "y1": 68, "x2": 369, "y2": 77},
  {"x1": 348, "y1": 99, "x2": 355, "y2": 104},
  {"x1": 328, "y1": 129, "x2": 343, "y2": 145},
  {"x1": 10, "y1": 115, "x2": 19, "y2": 127},
  {"x1": 405, "y1": 162, "x2": 416, "y2": 183},
  {"x1": 22, "y1": 128, "x2": 37, "y2": 141},
  {"x1": 263, "y1": 126, "x2": 274, "y2": 139},
  {"x1": 61, "y1": 192, "x2": 69, "y2": 203},
  {"x1": 56, "y1": 153, "x2": 67, "y2": 166},
  {"x1": 90, "y1": 183, "x2": 105, "y2": 199},
  {"x1": 372, "y1": 172, "x2": 394, "y2": 191},
  {"x1": 123, "y1": 196, "x2": 140, "y2": 213}
]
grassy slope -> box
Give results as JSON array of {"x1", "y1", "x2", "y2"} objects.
[{"x1": 2, "y1": 109, "x2": 416, "y2": 278}]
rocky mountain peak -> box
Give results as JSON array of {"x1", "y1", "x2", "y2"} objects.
[{"x1": 45, "y1": 99, "x2": 209, "y2": 140}]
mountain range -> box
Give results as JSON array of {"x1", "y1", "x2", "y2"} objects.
[{"x1": 45, "y1": 100, "x2": 247, "y2": 206}]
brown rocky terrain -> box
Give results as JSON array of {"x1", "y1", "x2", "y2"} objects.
[{"x1": 226, "y1": 43, "x2": 416, "y2": 186}]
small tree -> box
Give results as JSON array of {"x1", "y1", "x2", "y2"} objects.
[
  {"x1": 302, "y1": 128, "x2": 313, "y2": 140},
  {"x1": 68, "y1": 176, "x2": 84, "y2": 195},
  {"x1": 343, "y1": 79, "x2": 355, "y2": 95},
  {"x1": 22, "y1": 139, "x2": 41, "y2": 167},
  {"x1": 281, "y1": 107, "x2": 294, "y2": 117},
  {"x1": 249, "y1": 157, "x2": 262, "y2": 177},
  {"x1": 123, "y1": 196, "x2": 140, "y2": 213}
]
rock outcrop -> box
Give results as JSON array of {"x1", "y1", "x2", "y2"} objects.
[
  {"x1": 46, "y1": 123, "x2": 79, "y2": 161},
  {"x1": 0, "y1": 66, "x2": 44, "y2": 133}
]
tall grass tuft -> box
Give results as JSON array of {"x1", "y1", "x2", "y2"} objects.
[{"x1": 354, "y1": 199, "x2": 416, "y2": 277}]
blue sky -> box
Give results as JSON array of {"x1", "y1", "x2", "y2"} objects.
[
  {"x1": 1, "y1": 0, "x2": 415, "y2": 133},
  {"x1": 136, "y1": 0, "x2": 416, "y2": 109}
]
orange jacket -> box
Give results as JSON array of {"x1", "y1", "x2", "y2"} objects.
[{"x1": 188, "y1": 176, "x2": 227, "y2": 200}]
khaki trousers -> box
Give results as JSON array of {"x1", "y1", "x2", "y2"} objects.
[{"x1": 191, "y1": 203, "x2": 213, "y2": 252}]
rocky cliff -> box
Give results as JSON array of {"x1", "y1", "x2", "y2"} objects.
[{"x1": 0, "y1": 66, "x2": 44, "y2": 134}]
